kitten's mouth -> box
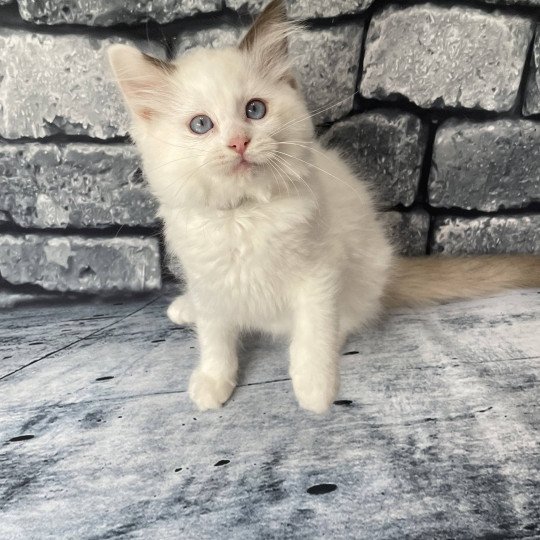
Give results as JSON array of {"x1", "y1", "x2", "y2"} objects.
[{"x1": 232, "y1": 157, "x2": 253, "y2": 173}]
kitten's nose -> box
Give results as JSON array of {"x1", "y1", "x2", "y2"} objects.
[{"x1": 228, "y1": 135, "x2": 250, "y2": 156}]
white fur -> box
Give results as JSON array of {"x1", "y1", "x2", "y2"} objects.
[{"x1": 108, "y1": 31, "x2": 394, "y2": 413}]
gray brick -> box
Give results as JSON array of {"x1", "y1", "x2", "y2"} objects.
[
  {"x1": 226, "y1": 0, "x2": 374, "y2": 18},
  {"x1": 484, "y1": 0, "x2": 540, "y2": 5},
  {"x1": 429, "y1": 119, "x2": 540, "y2": 212},
  {"x1": 384, "y1": 210, "x2": 430, "y2": 256},
  {"x1": 0, "y1": 290, "x2": 61, "y2": 309},
  {"x1": 322, "y1": 110, "x2": 427, "y2": 207},
  {"x1": 0, "y1": 143, "x2": 158, "y2": 228},
  {"x1": 0, "y1": 29, "x2": 164, "y2": 139},
  {"x1": 524, "y1": 27, "x2": 540, "y2": 116},
  {"x1": 17, "y1": 0, "x2": 221, "y2": 25},
  {"x1": 292, "y1": 24, "x2": 363, "y2": 122},
  {"x1": 0, "y1": 235, "x2": 161, "y2": 292},
  {"x1": 360, "y1": 5, "x2": 533, "y2": 112},
  {"x1": 431, "y1": 215, "x2": 540, "y2": 255},
  {"x1": 175, "y1": 24, "x2": 363, "y2": 122},
  {"x1": 174, "y1": 26, "x2": 243, "y2": 56}
]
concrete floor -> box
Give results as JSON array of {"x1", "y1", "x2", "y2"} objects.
[{"x1": 1, "y1": 290, "x2": 539, "y2": 539}]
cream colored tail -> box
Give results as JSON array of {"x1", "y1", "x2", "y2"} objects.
[{"x1": 383, "y1": 255, "x2": 540, "y2": 308}]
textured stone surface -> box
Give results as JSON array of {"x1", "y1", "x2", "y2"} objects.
[
  {"x1": 2, "y1": 291, "x2": 539, "y2": 538},
  {"x1": 431, "y1": 215, "x2": 540, "y2": 255},
  {"x1": 17, "y1": 0, "x2": 221, "y2": 25},
  {"x1": 175, "y1": 23, "x2": 363, "y2": 122},
  {"x1": 0, "y1": 290, "x2": 60, "y2": 309},
  {"x1": 384, "y1": 210, "x2": 430, "y2": 256},
  {"x1": 0, "y1": 235, "x2": 161, "y2": 292},
  {"x1": 0, "y1": 29, "x2": 163, "y2": 139},
  {"x1": 0, "y1": 143, "x2": 158, "y2": 228},
  {"x1": 429, "y1": 119, "x2": 540, "y2": 212},
  {"x1": 484, "y1": 0, "x2": 540, "y2": 5},
  {"x1": 292, "y1": 24, "x2": 363, "y2": 122},
  {"x1": 322, "y1": 110, "x2": 427, "y2": 207},
  {"x1": 226, "y1": 0, "x2": 373, "y2": 18},
  {"x1": 0, "y1": 297, "x2": 154, "y2": 375},
  {"x1": 174, "y1": 26, "x2": 242, "y2": 56},
  {"x1": 523, "y1": 27, "x2": 540, "y2": 116},
  {"x1": 360, "y1": 5, "x2": 533, "y2": 112}
]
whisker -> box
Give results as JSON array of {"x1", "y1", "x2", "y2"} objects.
[
  {"x1": 269, "y1": 155, "x2": 302, "y2": 199},
  {"x1": 269, "y1": 91, "x2": 357, "y2": 137},
  {"x1": 267, "y1": 158, "x2": 287, "y2": 197},
  {"x1": 267, "y1": 160, "x2": 288, "y2": 198},
  {"x1": 268, "y1": 157, "x2": 295, "y2": 198},
  {"x1": 145, "y1": 132, "x2": 207, "y2": 151},
  {"x1": 272, "y1": 154, "x2": 320, "y2": 214},
  {"x1": 161, "y1": 156, "x2": 221, "y2": 203},
  {"x1": 273, "y1": 149, "x2": 366, "y2": 205},
  {"x1": 144, "y1": 154, "x2": 207, "y2": 175},
  {"x1": 280, "y1": 140, "x2": 332, "y2": 161}
]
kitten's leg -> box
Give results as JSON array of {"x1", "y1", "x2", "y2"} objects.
[
  {"x1": 290, "y1": 278, "x2": 340, "y2": 414},
  {"x1": 167, "y1": 294, "x2": 195, "y2": 325},
  {"x1": 189, "y1": 318, "x2": 238, "y2": 411}
]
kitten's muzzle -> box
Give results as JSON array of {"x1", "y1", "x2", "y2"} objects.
[{"x1": 232, "y1": 157, "x2": 253, "y2": 172}]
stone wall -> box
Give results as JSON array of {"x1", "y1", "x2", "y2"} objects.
[{"x1": 0, "y1": 0, "x2": 539, "y2": 306}]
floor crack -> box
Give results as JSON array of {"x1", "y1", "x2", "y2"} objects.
[{"x1": 0, "y1": 294, "x2": 162, "y2": 381}]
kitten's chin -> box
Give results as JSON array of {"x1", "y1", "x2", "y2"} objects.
[
  {"x1": 232, "y1": 159, "x2": 253, "y2": 174},
  {"x1": 225, "y1": 158, "x2": 260, "y2": 179}
]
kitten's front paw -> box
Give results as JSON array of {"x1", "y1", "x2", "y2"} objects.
[
  {"x1": 292, "y1": 369, "x2": 340, "y2": 414},
  {"x1": 167, "y1": 295, "x2": 195, "y2": 325},
  {"x1": 189, "y1": 370, "x2": 235, "y2": 411}
]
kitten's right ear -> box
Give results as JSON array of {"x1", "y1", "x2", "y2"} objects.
[{"x1": 108, "y1": 44, "x2": 174, "y2": 121}]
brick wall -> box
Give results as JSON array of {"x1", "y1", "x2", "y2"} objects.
[{"x1": 0, "y1": 0, "x2": 539, "y2": 306}]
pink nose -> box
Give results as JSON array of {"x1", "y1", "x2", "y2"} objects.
[{"x1": 228, "y1": 135, "x2": 250, "y2": 155}]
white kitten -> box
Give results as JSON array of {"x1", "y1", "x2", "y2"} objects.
[{"x1": 109, "y1": 0, "x2": 539, "y2": 413}]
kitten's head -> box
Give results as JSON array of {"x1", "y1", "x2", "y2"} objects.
[{"x1": 108, "y1": 0, "x2": 314, "y2": 210}]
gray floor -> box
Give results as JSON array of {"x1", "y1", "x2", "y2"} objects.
[{"x1": 1, "y1": 290, "x2": 539, "y2": 539}]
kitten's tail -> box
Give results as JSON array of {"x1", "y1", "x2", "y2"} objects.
[{"x1": 383, "y1": 255, "x2": 540, "y2": 308}]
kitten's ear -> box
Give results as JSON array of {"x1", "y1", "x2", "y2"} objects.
[
  {"x1": 108, "y1": 44, "x2": 174, "y2": 121},
  {"x1": 239, "y1": 0, "x2": 288, "y2": 56},
  {"x1": 239, "y1": 0, "x2": 297, "y2": 86}
]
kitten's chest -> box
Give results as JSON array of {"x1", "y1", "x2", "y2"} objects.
[{"x1": 164, "y1": 199, "x2": 316, "y2": 283}]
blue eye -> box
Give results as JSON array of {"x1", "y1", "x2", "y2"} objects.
[
  {"x1": 190, "y1": 115, "x2": 213, "y2": 134},
  {"x1": 246, "y1": 99, "x2": 266, "y2": 120}
]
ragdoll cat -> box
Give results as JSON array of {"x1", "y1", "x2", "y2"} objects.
[{"x1": 109, "y1": 0, "x2": 540, "y2": 413}]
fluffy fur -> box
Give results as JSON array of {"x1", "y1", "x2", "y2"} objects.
[{"x1": 108, "y1": 0, "x2": 540, "y2": 413}]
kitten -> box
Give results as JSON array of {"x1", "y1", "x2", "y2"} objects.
[{"x1": 109, "y1": 0, "x2": 540, "y2": 413}]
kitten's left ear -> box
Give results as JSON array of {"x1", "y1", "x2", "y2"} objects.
[
  {"x1": 108, "y1": 44, "x2": 175, "y2": 121},
  {"x1": 238, "y1": 0, "x2": 297, "y2": 87}
]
